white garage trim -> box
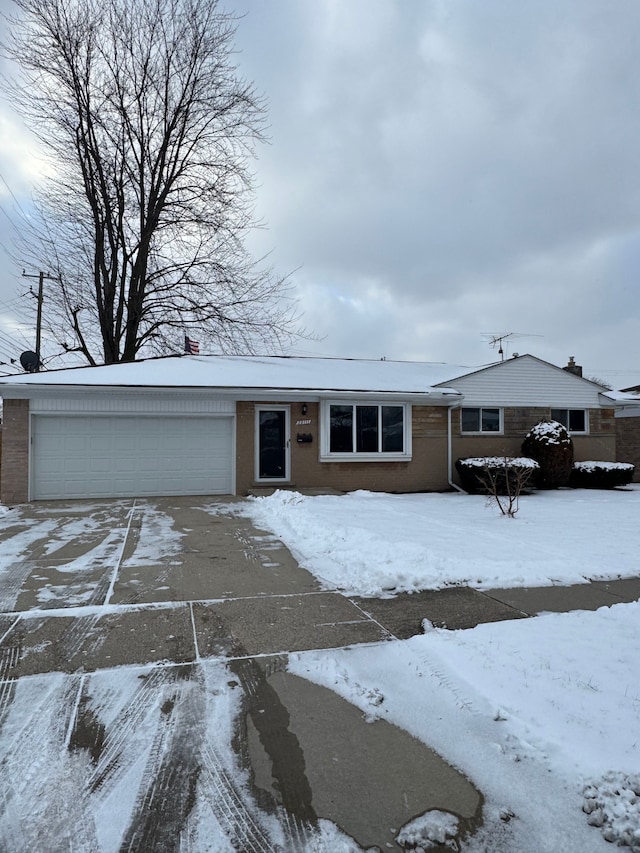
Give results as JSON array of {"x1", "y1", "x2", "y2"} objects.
[
  {"x1": 31, "y1": 414, "x2": 235, "y2": 500},
  {"x1": 30, "y1": 391, "x2": 235, "y2": 415}
]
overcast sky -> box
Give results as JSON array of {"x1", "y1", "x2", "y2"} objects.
[{"x1": 0, "y1": 0, "x2": 639, "y2": 386}]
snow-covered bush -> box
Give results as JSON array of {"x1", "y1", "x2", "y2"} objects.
[
  {"x1": 521, "y1": 419, "x2": 573, "y2": 489},
  {"x1": 455, "y1": 456, "x2": 539, "y2": 495},
  {"x1": 570, "y1": 461, "x2": 635, "y2": 490}
]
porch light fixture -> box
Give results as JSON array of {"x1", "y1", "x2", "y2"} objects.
[{"x1": 301, "y1": 403, "x2": 308, "y2": 415}]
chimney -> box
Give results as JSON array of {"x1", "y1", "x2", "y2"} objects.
[{"x1": 563, "y1": 356, "x2": 582, "y2": 377}]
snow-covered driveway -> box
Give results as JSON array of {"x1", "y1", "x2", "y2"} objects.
[{"x1": 0, "y1": 497, "x2": 480, "y2": 852}]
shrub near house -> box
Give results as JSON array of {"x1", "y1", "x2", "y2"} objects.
[
  {"x1": 570, "y1": 461, "x2": 635, "y2": 489},
  {"x1": 522, "y1": 420, "x2": 574, "y2": 489},
  {"x1": 455, "y1": 456, "x2": 539, "y2": 495}
]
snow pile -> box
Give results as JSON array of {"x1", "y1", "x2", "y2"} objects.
[
  {"x1": 395, "y1": 810, "x2": 459, "y2": 850},
  {"x1": 239, "y1": 487, "x2": 640, "y2": 595},
  {"x1": 462, "y1": 456, "x2": 538, "y2": 469},
  {"x1": 582, "y1": 773, "x2": 640, "y2": 850},
  {"x1": 574, "y1": 460, "x2": 634, "y2": 472}
]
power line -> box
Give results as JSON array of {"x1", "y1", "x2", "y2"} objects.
[
  {"x1": 0, "y1": 329, "x2": 25, "y2": 354},
  {"x1": 0, "y1": 169, "x2": 32, "y2": 225},
  {"x1": 0, "y1": 291, "x2": 35, "y2": 326}
]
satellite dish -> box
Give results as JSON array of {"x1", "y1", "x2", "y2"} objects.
[{"x1": 20, "y1": 351, "x2": 39, "y2": 373}]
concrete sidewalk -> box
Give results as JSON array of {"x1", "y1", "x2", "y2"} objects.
[{"x1": 352, "y1": 574, "x2": 640, "y2": 639}]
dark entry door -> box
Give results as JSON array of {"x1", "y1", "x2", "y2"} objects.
[{"x1": 258, "y1": 409, "x2": 288, "y2": 479}]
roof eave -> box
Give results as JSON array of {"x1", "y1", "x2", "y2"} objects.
[{"x1": 0, "y1": 383, "x2": 463, "y2": 405}]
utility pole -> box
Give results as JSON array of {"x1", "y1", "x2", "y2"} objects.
[{"x1": 22, "y1": 270, "x2": 58, "y2": 372}]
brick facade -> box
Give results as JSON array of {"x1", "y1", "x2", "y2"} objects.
[
  {"x1": 236, "y1": 401, "x2": 450, "y2": 495},
  {"x1": 451, "y1": 406, "x2": 616, "y2": 470},
  {"x1": 1, "y1": 399, "x2": 30, "y2": 504},
  {"x1": 1, "y1": 396, "x2": 624, "y2": 503},
  {"x1": 616, "y1": 417, "x2": 640, "y2": 481}
]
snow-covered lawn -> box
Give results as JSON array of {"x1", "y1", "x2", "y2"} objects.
[
  {"x1": 240, "y1": 486, "x2": 640, "y2": 595},
  {"x1": 239, "y1": 487, "x2": 640, "y2": 851}
]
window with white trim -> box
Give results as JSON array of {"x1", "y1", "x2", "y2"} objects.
[
  {"x1": 460, "y1": 407, "x2": 502, "y2": 434},
  {"x1": 551, "y1": 408, "x2": 588, "y2": 433},
  {"x1": 321, "y1": 402, "x2": 411, "y2": 460}
]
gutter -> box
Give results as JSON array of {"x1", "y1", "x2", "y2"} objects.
[
  {"x1": 0, "y1": 384, "x2": 464, "y2": 405},
  {"x1": 447, "y1": 403, "x2": 467, "y2": 494}
]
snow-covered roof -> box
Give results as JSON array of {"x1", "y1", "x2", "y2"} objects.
[
  {"x1": 601, "y1": 389, "x2": 640, "y2": 403},
  {"x1": 433, "y1": 353, "x2": 638, "y2": 408},
  {"x1": 0, "y1": 354, "x2": 465, "y2": 398}
]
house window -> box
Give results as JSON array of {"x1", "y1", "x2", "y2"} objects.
[
  {"x1": 551, "y1": 408, "x2": 587, "y2": 433},
  {"x1": 460, "y1": 407, "x2": 501, "y2": 433},
  {"x1": 322, "y1": 403, "x2": 410, "y2": 460}
]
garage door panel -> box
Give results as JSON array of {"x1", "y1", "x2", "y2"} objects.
[{"x1": 32, "y1": 415, "x2": 233, "y2": 499}]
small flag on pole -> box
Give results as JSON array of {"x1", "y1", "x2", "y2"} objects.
[{"x1": 184, "y1": 335, "x2": 200, "y2": 354}]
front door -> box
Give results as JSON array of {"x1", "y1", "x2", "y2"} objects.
[{"x1": 256, "y1": 407, "x2": 289, "y2": 481}]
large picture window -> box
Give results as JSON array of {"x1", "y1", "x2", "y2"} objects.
[
  {"x1": 551, "y1": 408, "x2": 587, "y2": 433},
  {"x1": 460, "y1": 407, "x2": 501, "y2": 433},
  {"x1": 322, "y1": 403, "x2": 410, "y2": 459}
]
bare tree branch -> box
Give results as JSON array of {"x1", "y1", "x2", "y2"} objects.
[{"x1": 5, "y1": 0, "x2": 307, "y2": 364}]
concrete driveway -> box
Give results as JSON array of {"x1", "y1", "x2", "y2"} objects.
[
  {"x1": 0, "y1": 497, "x2": 395, "y2": 675},
  {"x1": 0, "y1": 497, "x2": 483, "y2": 852}
]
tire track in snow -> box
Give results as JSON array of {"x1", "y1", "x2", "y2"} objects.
[
  {"x1": 0, "y1": 562, "x2": 35, "y2": 613},
  {"x1": 0, "y1": 519, "x2": 58, "y2": 611},
  {"x1": 0, "y1": 674, "x2": 101, "y2": 852},
  {"x1": 91, "y1": 661, "x2": 279, "y2": 852},
  {"x1": 198, "y1": 738, "x2": 281, "y2": 853},
  {"x1": 118, "y1": 665, "x2": 206, "y2": 851},
  {"x1": 0, "y1": 645, "x2": 20, "y2": 731},
  {"x1": 87, "y1": 666, "x2": 176, "y2": 798},
  {"x1": 23, "y1": 510, "x2": 137, "y2": 670}
]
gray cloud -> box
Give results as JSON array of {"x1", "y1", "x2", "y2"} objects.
[
  {"x1": 1, "y1": 0, "x2": 639, "y2": 384},
  {"x1": 232, "y1": 0, "x2": 640, "y2": 382}
]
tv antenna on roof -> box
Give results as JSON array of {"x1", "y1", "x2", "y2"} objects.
[{"x1": 481, "y1": 332, "x2": 542, "y2": 361}]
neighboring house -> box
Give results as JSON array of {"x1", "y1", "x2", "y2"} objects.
[
  {"x1": 0, "y1": 353, "x2": 630, "y2": 503},
  {"x1": 613, "y1": 383, "x2": 640, "y2": 482}
]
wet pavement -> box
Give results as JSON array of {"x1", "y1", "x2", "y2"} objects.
[{"x1": 0, "y1": 496, "x2": 638, "y2": 851}]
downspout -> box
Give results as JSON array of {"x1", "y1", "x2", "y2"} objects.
[{"x1": 448, "y1": 402, "x2": 466, "y2": 493}]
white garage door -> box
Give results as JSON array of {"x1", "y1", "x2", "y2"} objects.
[{"x1": 32, "y1": 415, "x2": 234, "y2": 499}]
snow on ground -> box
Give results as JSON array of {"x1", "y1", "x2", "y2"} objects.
[
  {"x1": 1, "y1": 490, "x2": 639, "y2": 850},
  {"x1": 289, "y1": 602, "x2": 640, "y2": 852},
  {"x1": 240, "y1": 486, "x2": 640, "y2": 595},
  {"x1": 240, "y1": 487, "x2": 640, "y2": 850}
]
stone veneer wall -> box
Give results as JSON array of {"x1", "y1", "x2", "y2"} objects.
[{"x1": 1, "y1": 399, "x2": 29, "y2": 504}]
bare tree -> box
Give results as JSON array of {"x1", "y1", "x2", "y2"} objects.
[
  {"x1": 5, "y1": 0, "x2": 301, "y2": 364},
  {"x1": 476, "y1": 457, "x2": 537, "y2": 518}
]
